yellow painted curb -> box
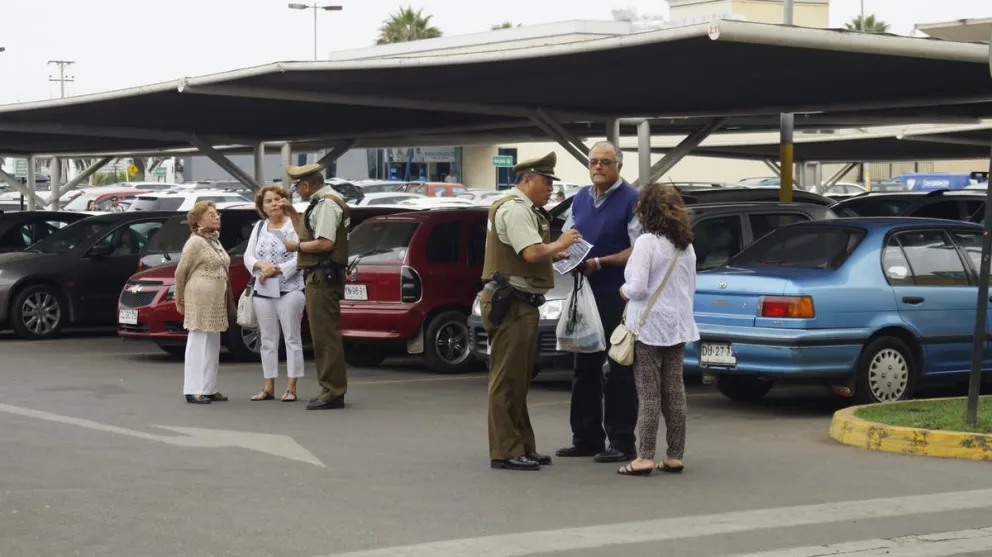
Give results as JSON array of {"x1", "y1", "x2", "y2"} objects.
[{"x1": 829, "y1": 403, "x2": 992, "y2": 462}]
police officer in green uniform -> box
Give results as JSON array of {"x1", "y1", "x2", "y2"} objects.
[
  {"x1": 282, "y1": 164, "x2": 351, "y2": 411},
  {"x1": 482, "y1": 152, "x2": 582, "y2": 471}
]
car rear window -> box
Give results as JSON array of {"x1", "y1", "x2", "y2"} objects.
[
  {"x1": 129, "y1": 196, "x2": 163, "y2": 212},
  {"x1": 731, "y1": 226, "x2": 866, "y2": 269},
  {"x1": 833, "y1": 197, "x2": 915, "y2": 217},
  {"x1": 348, "y1": 220, "x2": 420, "y2": 265}
]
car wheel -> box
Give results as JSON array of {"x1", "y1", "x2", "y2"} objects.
[
  {"x1": 157, "y1": 344, "x2": 185, "y2": 357},
  {"x1": 716, "y1": 376, "x2": 774, "y2": 402},
  {"x1": 853, "y1": 337, "x2": 916, "y2": 404},
  {"x1": 226, "y1": 324, "x2": 261, "y2": 362},
  {"x1": 344, "y1": 345, "x2": 387, "y2": 368},
  {"x1": 10, "y1": 284, "x2": 65, "y2": 340},
  {"x1": 423, "y1": 310, "x2": 474, "y2": 374}
]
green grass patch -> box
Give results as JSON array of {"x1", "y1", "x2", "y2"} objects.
[{"x1": 855, "y1": 396, "x2": 992, "y2": 434}]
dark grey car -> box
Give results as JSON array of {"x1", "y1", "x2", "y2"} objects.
[
  {"x1": 467, "y1": 200, "x2": 838, "y2": 377},
  {"x1": 0, "y1": 211, "x2": 173, "y2": 339}
]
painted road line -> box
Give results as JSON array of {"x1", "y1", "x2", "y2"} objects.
[
  {"x1": 320, "y1": 488, "x2": 992, "y2": 557},
  {"x1": 0, "y1": 403, "x2": 324, "y2": 467},
  {"x1": 723, "y1": 527, "x2": 992, "y2": 556}
]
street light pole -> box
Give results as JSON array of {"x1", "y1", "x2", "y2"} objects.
[{"x1": 288, "y1": 3, "x2": 343, "y2": 61}]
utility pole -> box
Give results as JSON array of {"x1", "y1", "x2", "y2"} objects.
[{"x1": 47, "y1": 60, "x2": 75, "y2": 98}]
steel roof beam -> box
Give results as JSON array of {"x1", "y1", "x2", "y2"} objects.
[
  {"x1": 56, "y1": 156, "x2": 112, "y2": 197},
  {"x1": 0, "y1": 122, "x2": 251, "y2": 145},
  {"x1": 632, "y1": 118, "x2": 728, "y2": 187},
  {"x1": 0, "y1": 167, "x2": 47, "y2": 208},
  {"x1": 178, "y1": 83, "x2": 617, "y2": 123},
  {"x1": 188, "y1": 135, "x2": 262, "y2": 191},
  {"x1": 897, "y1": 134, "x2": 992, "y2": 148}
]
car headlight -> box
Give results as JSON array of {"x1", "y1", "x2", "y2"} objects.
[
  {"x1": 471, "y1": 296, "x2": 482, "y2": 316},
  {"x1": 164, "y1": 284, "x2": 176, "y2": 301},
  {"x1": 539, "y1": 299, "x2": 564, "y2": 321}
]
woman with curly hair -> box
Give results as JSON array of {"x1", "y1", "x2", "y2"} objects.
[{"x1": 616, "y1": 183, "x2": 699, "y2": 476}]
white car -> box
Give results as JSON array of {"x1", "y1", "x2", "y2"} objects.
[
  {"x1": 127, "y1": 190, "x2": 251, "y2": 212},
  {"x1": 353, "y1": 192, "x2": 425, "y2": 206},
  {"x1": 457, "y1": 190, "x2": 508, "y2": 206},
  {"x1": 396, "y1": 197, "x2": 476, "y2": 209}
]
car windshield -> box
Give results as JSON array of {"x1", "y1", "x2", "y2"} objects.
[
  {"x1": 348, "y1": 220, "x2": 420, "y2": 265},
  {"x1": 28, "y1": 218, "x2": 115, "y2": 254},
  {"x1": 731, "y1": 226, "x2": 866, "y2": 269},
  {"x1": 833, "y1": 197, "x2": 916, "y2": 217}
]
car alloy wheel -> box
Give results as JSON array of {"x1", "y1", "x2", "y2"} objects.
[
  {"x1": 241, "y1": 326, "x2": 261, "y2": 354},
  {"x1": 434, "y1": 320, "x2": 470, "y2": 366},
  {"x1": 21, "y1": 291, "x2": 61, "y2": 336},
  {"x1": 867, "y1": 348, "x2": 909, "y2": 402}
]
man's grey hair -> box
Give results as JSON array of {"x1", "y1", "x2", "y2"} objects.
[{"x1": 588, "y1": 141, "x2": 623, "y2": 163}]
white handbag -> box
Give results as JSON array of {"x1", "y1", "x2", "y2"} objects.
[
  {"x1": 608, "y1": 251, "x2": 680, "y2": 366},
  {"x1": 236, "y1": 222, "x2": 264, "y2": 328}
]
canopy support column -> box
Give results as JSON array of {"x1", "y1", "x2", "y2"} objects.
[
  {"x1": 26, "y1": 156, "x2": 37, "y2": 211},
  {"x1": 0, "y1": 167, "x2": 47, "y2": 209},
  {"x1": 637, "y1": 120, "x2": 652, "y2": 186},
  {"x1": 779, "y1": 0, "x2": 795, "y2": 203},
  {"x1": 254, "y1": 143, "x2": 265, "y2": 186},
  {"x1": 188, "y1": 135, "x2": 261, "y2": 191},
  {"x1": 48, "y1": 158, "x2": 62, "y2": 210},
  {"x1": 965, "y1": 30, "x2": 992, "y2": 428},
  {"x1": 281, "y1": 143, "x2": 292, "y2": 187},
  {"x1": 607, "y1": 119, "x2": 620, "y2": 148},
  {"x1": 633, "y1": 117, "x2": 727, "y2": 187}
]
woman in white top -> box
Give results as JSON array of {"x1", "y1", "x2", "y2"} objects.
[
  {"x1": 617, "y1": 183, "x2": 699, "y2": 476},
  {"x1": 243, "y1": 186, "x2": 306, "y2": 402}
]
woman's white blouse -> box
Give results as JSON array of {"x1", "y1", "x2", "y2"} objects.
[
  {"x1": 619, "y1": 233, "x2": 700, "y2": 347},
  {"x1": 243, "y1": 219, "x2": 304, "y2": 293}
]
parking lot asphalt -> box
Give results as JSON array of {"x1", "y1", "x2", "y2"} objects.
[{"x1": 2, "y1": 332, "x2": 991, "y2": 557}]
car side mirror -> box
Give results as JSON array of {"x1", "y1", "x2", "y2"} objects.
[{"x1": 87, "y1": 243, "x2": 115, "y2": 258}]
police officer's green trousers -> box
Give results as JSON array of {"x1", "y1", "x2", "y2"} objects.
[
  {"x1": 481, "y1": 290, "x2": 539, "y2": 460},
  {"x1": 305, "y1": 271, "x2": 347, "y2": 401}
]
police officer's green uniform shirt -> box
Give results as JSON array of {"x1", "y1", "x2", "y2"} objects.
[
  {"x1": 308, "y1": 186, "x2": 345, "y2": 242},
  {"x1": 492, "y1": 188, "x2": 552, "y2": 295}
]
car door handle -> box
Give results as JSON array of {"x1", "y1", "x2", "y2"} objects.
[{"x1": 902, "y1": 296, "x2": 925, "y2": 305}]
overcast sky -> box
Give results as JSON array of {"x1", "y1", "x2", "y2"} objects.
[{"x1": 0, "y1": 0, "x2": 988, "y2": 104}]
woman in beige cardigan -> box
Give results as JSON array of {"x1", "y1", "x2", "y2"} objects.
[{"x1": 175, "y1": 201, "x2": 233, "y2": 404}]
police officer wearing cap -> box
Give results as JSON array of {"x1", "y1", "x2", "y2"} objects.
[
  {"x1": 281, "y1": 164, "x2": 351, "y2": 411},
  {"x1": 481, "y1": 152, "x2": 582, "y2": 471}
]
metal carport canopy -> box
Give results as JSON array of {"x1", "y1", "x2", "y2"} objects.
[
  {"x1": 635, "y1": 123, "x2": 992, "y2": 162},
  {"x1": 0, "y1": 19, "x2": 991, "y2": 155}
]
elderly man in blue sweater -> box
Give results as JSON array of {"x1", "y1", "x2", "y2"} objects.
[{"x1": 556, "y1": 141, "x2": 642, "y2": 463}]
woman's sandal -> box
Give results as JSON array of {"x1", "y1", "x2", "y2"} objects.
[
  {"x1": 617, "y1": 463, "x2": 655, "y2": 477},
  {"x1": 251, "y1": 390, "x2": 274, "y2": 401},
  {"x1": 281, "y1": 390, "x2": 297, "y2": 402},
  {"x1": 658, "y1": 462, "x2": 685, "y2": 474}
]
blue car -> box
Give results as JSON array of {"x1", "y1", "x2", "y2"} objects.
[{"x1": 687, "y1": 218, "x2": 991, "y2": 404}]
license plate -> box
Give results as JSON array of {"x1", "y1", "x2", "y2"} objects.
[
  {"x1": 118, "y1": 308, "x2": 138, "y2": 325},
  {"x1": 700, "y1": 342, "x2": 737, "y2": 367},
  {"x1": 344, "y1": 284, "x2": 368, "y2": 301}
]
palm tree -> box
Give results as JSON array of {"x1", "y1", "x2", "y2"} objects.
[
  {"x1": 491, "y1": 22, "x2": 521, "y2": 30},
  {"x1": 845, "y1": 14, "x2": 890, "y2": 33},
  {"x1": 377, "y1": 7, "x2": 442, "y2": 45}
]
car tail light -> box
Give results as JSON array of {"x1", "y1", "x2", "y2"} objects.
[
  {"x1": 401, "y1": 266, "x2": 422, "y2": 303},
  {"x1": 758, "y1": 296, "x2": 814, "y2": 318},
  {"x1": 137, "y1": 260, "x2": 143, "y2": 272}
]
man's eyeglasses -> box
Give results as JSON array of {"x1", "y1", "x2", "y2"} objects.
[{"x1": 588, "y1": 159, "x2": 617, "y2": 167}]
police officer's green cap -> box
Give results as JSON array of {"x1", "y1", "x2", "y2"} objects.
[
  {"x1": 287, "y1": 164, "x2": 323, "y2": 181},
  {"x1": 513, "y1": 152, "x2": 559, "y2": 181}
]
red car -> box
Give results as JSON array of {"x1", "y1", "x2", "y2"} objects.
[
  {"x1": 117, "y1": 205, "x2": 419, "y2": 360},
  {"x1": 340, "y1": 207, "x2": 488, "y2": 373}
]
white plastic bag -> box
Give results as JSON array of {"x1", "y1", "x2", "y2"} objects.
[{"x1": 556, "y1": 274, "x2": 606, "y2": 353}]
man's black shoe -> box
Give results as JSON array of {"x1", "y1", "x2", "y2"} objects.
[
  {"x1": 555, "y1": 445, "x2": 602, "y2": 458},
  {"x1": 490, "y1": 456, "x2": 540, "y2": 471},
  {"x1": 594, "y1": 447, "x2": 635, "y2": 463},
  {"x1": 525, "y1": 452, "x2": 552, "y2": 465},
  {"x1": 306, "y1": 398, "x2": 345, "y2": 411}
]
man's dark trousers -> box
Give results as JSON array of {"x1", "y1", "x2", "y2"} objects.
[{"x1": 569, "y1": 288, "x2": 638, "y2": 454}]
